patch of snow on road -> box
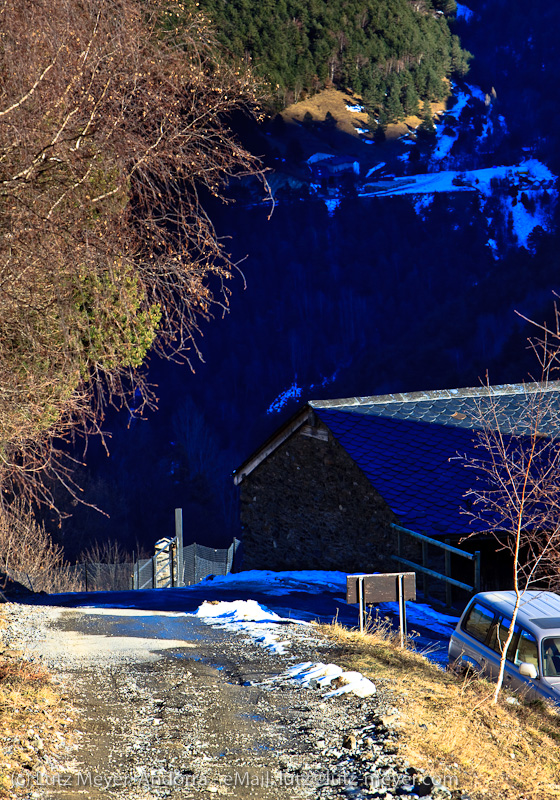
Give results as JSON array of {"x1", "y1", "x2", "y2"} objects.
[
  {"x1": 359, "y1": 160, "x2": 556, "y2": 200},
  {"x1": 192, "y1": 599, "x2": 309, "y2": 655},
  {"x1": 78, "y1": 607, "x2": 187, "y2": 617}
]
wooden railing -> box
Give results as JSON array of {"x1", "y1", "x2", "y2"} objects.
[{"x1": 391, "y1": 523, "x2": 481, "y2": 606}]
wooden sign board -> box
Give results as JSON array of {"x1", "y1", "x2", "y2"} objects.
[{"x1": 346, "y1": 572, "x2": 416, "y2": 605}]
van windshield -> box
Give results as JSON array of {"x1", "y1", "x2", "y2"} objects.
[{"x1": 542, "y1": 638, "x2": 560, "y2": 677}]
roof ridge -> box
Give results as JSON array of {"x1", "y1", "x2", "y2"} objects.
[{"x1": 309, "y1": 380, "x2": 560, "y2": 409}]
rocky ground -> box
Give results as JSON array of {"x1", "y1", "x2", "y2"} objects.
[{"x1": 0, "y1": 603, "x2": 463, "y2": 800}]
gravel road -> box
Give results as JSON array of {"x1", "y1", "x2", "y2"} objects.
[{"x1": 1, "y1": 602, "x2": 460, "y2": 800}]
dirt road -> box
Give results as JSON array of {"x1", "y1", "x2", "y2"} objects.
[{"x1": 2, "y1": 603, "x2": 449, "y2": 800}]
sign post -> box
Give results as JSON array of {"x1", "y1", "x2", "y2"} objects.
[{"x1": 346, "y1": 572, "x2": 416, "y2": 647}]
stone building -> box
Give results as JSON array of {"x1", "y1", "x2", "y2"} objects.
[{"x1": 233, "y1": 382, "x2": 560, "y2": 584}]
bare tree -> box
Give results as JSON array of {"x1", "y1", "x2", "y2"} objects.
[
  {"x1": 458, "y1": 366, "x2": 560, "y2": 703},
  {"x1": 0, "y1": 0, "x2": 267, "y2": 519}
]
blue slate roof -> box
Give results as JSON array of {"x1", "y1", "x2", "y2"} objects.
[{"x1": 310, "y1": 382, "x2": 560, "y2": 537}]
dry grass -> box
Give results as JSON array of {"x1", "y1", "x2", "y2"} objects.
[
  {"x1": 0, "y1": 615, "x2": 75, "y2": 797},
  {"x1": 282, "y1": 88, "x2": 445, "y2": 141},
  {"x1": 320, "y1": 616, "x2": 560, "y2": 800}
]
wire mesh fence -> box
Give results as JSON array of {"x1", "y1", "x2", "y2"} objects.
[
  {"x1": 182, "y1": 540, "x2": 239, "y2": 586},
  {"x1": 132, "y1": 538, "x2": 240, "y2": 589}
]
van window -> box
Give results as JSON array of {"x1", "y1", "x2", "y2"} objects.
[
  {"x1": 463, "y1": 602, "x2": 494, "y2": 643},
  {"x1": 488, "y1": 616, "x2": 516, "y2": 660},
  {"x1": 542, "y1": 637, "x2": 560, "y2": 677},
  {"x1": 514, "y1": 629, "x2": 539, "y2": 672}
]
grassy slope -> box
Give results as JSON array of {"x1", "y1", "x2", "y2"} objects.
[
  {"x1": 321, "y1": 619, "x2": 560, "y2": 800},
  {"x1": 282, "y1": 87, "x2": 445, "y2": 142}
]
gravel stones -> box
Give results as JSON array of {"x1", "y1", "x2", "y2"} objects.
[{"x1": 1, "y1": 603, "x2": 466, "y2": 799}]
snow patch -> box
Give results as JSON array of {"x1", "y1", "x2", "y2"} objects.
[
  {"x1": 198, "y1": 570, "x2": 348, "y2": 596},
  {"x1": 306, "y1": 152, "x2": 335, "y2": 165},
  {"x1": 285, "y1": 662, "x2": 376, "y2": 698},
  {"x1": 324, "y1": 197, "x2": 341, "y2": 216},
  {"x1": 487, "y1": 238, "x2": 499, "y2": 260},
  {"x1": 456, "y1": 3, "x2": 474, "y2": 21},
  {"x1": 365, "y1": 163, "x2": 386, "y2": 178},
  {"x1": 413, "y1": 194, "x2": 434, "y2": 220},
  {"x1": 346, "y1": 103, "x2": 365, "y2": 113},
  {"x1": 433, "y1": 133, "x2": 456, "y2": 161},
  {"x1": 465, "y1": 83, "x2": 486, "y2": 103},
  {"x1": 507, "y1": 195, "x2": 551, "y2": 249},
  {"x1": 376, "y1": 601, "x2": 459, "y2": 638},
  {"x1": 192, "y1": 599, "x2": 309, "y2": 656},
  {"x1": 267, "y1": 381, "x2": 303, "y2": 414}
]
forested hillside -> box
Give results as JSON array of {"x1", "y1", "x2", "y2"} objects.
[{"x1": 196, "y1": 0, "x2": 471, "y2": 119}]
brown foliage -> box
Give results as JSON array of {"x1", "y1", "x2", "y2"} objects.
[
  {"x1": 0, "y1": 504, "x2": 84, "y2": 593},
  {"x1": 0, "y1": 0, "x2": 266, "y2": 514}
]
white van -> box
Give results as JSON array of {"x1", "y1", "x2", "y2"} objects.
[{"x1": 448, "y1": 591, "x2": 560, "y2": 705}]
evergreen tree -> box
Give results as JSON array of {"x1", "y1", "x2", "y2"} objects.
[
  {"x1": 418, "y1": 98, "x2": 436, "y2": 137},
  {"x1": 402, "y1": 81, "x2": 420, "y2": 117},
  {"x1": 193, "y1": 0, "x2": 468, "y2": 119}
]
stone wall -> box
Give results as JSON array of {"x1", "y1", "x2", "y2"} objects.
[{"x1": 239, "y1": 423, "x2": 408, "y2": 573}]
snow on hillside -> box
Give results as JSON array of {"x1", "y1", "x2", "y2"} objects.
[
  {"x1": 456, "y1": 3, "x2": 475, "y2": 22},
  {"x1": 363, "y1": 160, "x2": 557, "y2": 256},
  {"x1": 361, "y1": 160, "x2": 556, "y2": 200}
]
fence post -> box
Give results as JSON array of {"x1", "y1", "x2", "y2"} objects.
[
  {"x1": 168, "y1": 541, "x2": 174, "y2": 587},
  {"x1": 422, "y1": 540, "x2": 429, "y2": 601},
  {"x1": 152, "y1": 554, "x2": 156, "y2": 589},
  {"x1": 175, "y1": 508, "x2": 184, "y2": 587},
  {"x1": 444, "y1": 538, "x2": 452, "y2": 608},
  {"x1": 474, "y1": 551, "x2": 481, "y2": 593}
]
